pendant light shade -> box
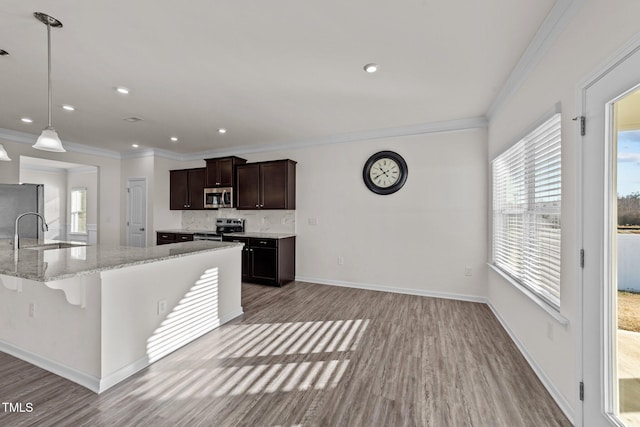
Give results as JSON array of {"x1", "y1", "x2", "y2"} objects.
[
  {"x1": 33, "y1": 12, "x2": 66, "y2": 153},
  {"x1": 0, "y1": 144, "x2": 11, "y2": 161},
  {"x1": 33, "y1": 127, "x2": 65, "y2": 152}
]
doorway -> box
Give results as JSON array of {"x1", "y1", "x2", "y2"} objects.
[
  {"x1": 126, "y1": 178, "x2": 147, "y2": 247},
  {"x1": 614, "y1": 89, "x2": 640, "y2": 426},
  {"x1": 581, "y1": 42, "x2": 640, "y2": 426},
  {"x1": 19, "y1": 156, "x2": 99, "y2": 244}
]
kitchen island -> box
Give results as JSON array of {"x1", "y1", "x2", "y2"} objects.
[{"x1": 0, "y1": 240, "x2": 243, "y2": 393}]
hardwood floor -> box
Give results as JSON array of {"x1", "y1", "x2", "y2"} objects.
[{"x1": 0, "y1": 281, "x2": 570, "y2": 426}]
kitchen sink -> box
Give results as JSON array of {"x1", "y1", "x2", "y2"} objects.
[{"x1": 24, "y1": 242, "x2": 87, "y2": 251}]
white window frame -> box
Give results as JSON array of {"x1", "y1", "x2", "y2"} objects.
[
  {"x1": 491, "y1": 110, "x2": 562, "y2": 310},
  {"x1": 70, "y1": 187, "x2": 87, "y2": 235}
]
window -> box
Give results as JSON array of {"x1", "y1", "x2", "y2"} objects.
[
  {"x1": 492, "y1": 113, "x2": 562, "y2": 308},
  {"x1": 70, "y1": 187, "x2": 87, "y2": 234}
]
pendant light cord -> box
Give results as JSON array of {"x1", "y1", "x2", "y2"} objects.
[{"x1": 46, "y1": 19, "x2": 52, "y2": 128}]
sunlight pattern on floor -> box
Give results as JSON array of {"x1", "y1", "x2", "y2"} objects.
[
  {"x1": 210, "y1": 318, "x2": 369, "y2": 358},
  {"x1": 135, "y1": 318, "x2": 368, "y2": 400}
]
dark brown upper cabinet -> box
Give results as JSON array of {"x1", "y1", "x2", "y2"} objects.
[
  {"x1": 236, "y1": 159, "x2": 296, "y2": 210},
  {"x1": 204, "y1": 156, "x2": 246, "y2": 188},
  {"x1": 170, "y1": 168, "x2": 205, "y2": 210}
]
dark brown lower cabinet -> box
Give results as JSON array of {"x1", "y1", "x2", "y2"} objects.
[
  {"x1": 156, "y1": 232, "x2": 194, "y2": 245},
  {"x1": 223, "y1": 236, "x2": 295, "y2": 286}
]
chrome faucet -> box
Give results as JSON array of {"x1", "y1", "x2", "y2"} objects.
[{"x1": 14, "y1": 212, "x2": 49, "y2": 251}]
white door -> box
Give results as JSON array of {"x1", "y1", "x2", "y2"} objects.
[
  {"x1": 126, "y1": 178, "x2": 147, "y2": 247},
  {"x1": 582, "y1": 44, "x2": 640, "y2": 426}
]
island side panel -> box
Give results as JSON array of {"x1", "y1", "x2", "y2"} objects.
[
  {"x1": 99, "y1": 247, "x2": 243, "y2": 386},
  {"x1": 0, "y1": 274, "x2": 102, "y2": 384}
]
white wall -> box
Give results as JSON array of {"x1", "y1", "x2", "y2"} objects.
[
  {"x1": 121, "y1": 155, "x2": 202, "y2": 246},
  {"x1": 243, "y1": 129, "x2": 488, "y2": 299},
  {"x1": 0, "y1": 139, "x2": 121, "y2": 246},
  {"x1": 487, "y1": 0, "x2": 640, "y2": 419}
]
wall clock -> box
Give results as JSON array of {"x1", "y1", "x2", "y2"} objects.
[{"x1": 362, "y1": 150, "x2": 408, "y2": 195}]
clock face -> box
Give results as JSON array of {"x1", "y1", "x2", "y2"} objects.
[
  {"x1": 369, "y1": 158, "x2": 401, "y2": 188},
  {"x1": 363, "y1": 151, "x2": 408, "y2": 195}
]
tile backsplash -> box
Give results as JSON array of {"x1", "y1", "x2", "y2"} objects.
[{"x1": 182, "y1": 210, "x2": 296, "y2": 234}]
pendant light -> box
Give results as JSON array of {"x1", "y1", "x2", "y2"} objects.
[
  {"x1": 32, "y1": 12, "x2": 66, "y2": 153},
  {"x1": 0, "y1": 144, "x2": 11, "y2": 161}
]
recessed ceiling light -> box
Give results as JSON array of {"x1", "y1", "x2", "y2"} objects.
[
  {"x1": 364, "y1": 63, "x2": 379, "y2": 73},
  {"x1": 62, "y1": 104, "x2": 75, "y2": 111},
  {"x1": 21, "y1": 117, "x2": 33, "y2": 123},
  {"x1": 123, "y1": 116, "x2": 144, "y2": 123},
  {"x1": 170, "y1": 137, "x2": 178, "y2": 142},
  {"x1": 115, "y1": 86, "x2": 130, "y2": 95},
  {"x1": 131, "y1": 144, "x2": 139, "y2": 148},
  {"x1": 217, "y1": 128, "x2": 227, "y2": 134}
]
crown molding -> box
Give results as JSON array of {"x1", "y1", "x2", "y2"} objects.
[
  {"x1": 67, "y1": 166, "x2": 98, "y2": 174},
  {"x1": 182, "y1": 116, "x2": 489, "y2": 160},
  {"x1": 20, "y1": 163, "x2": 67, "y2": 174},
  {"x1": 0, "y1": 128, "x2": 121, "y2": 159},
  {"x1": 120, "y1": 147, "x2": 183, "y2": 161},
  {"x1": 486, "y1": 0, "x2": 584, "y2": 120},
  {"x1": 2, "y1": 116, "x2": 487, "y2": 163},
  {"x1": 62, "y1": 141, "x2": 121, "y2": 160}
]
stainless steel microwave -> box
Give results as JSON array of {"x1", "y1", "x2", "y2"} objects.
[{"x1": 204, "y1": 187, "x2": 234, "y2": 209}]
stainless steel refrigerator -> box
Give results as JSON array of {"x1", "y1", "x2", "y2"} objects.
[{"x1": 0, "y1": 184, "x2": 45, "y2": 241}]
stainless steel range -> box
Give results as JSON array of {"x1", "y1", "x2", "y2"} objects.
[{"x1": 193, "y1": 218, "x2": 245, "y2": 242}]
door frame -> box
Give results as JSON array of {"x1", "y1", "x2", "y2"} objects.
[
  {"x1": 126, "y1": 177, "x2": 148, "y2": 247},
  {"x1": 577, "y1": 32, "x2": 640, "y2": 427}
]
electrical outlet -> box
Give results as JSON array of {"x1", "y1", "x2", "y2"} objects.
[
  {"x1": 338, "y1": 256, "x2": 344, "y2": 265},
  {"x1": 308, "y1": 218, "x2": 318, "y2": 226},
  {"x1": 464, "y1": 266, "x2": 472, "y2": 276},
  {"x1": 28, "y1": 303, "x2": 35, "y2": 318},
  {"x1": 157, "y1": 300, "x2": 167, "y2": 315}
]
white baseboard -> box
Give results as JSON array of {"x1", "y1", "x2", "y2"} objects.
[
  {"x1": 0, "y1": 339, "x2": 101, "y2": 393},
  {"x1": 98, "y1": 307, "x2": 244, "y2": 393},
  {"x1": 295, "y1": 276, "x2": 574, "y2": 424},
  {"x1": 0, "y1": 307, "x2": 245, "y2": 394},
  {"x1": 486, "y1": 302, "x2": 575, "y2": 424},
  {"x1": 295, "y1": 276, "x2": 487, "y2": 304},
  {"x1": 98, "y1": 356, "x2": 149, "y2": 393},
  {"x1": 220, "y1": 308, "x2": 244, "y2": 324}
]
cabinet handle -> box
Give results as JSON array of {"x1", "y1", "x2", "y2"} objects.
[
  {"x1": 256, "y1": 204, "x2": 259, "y2": 208},
  {"x1": 260, "y1": 204, "x2": 264, "y2": 207}
]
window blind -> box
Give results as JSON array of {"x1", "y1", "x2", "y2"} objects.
[{"x1": 492, "y1": 113, "x2": 561, "y2": 308}]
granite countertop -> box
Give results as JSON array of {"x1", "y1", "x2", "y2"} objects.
[
  {"x1": 155, "y1": 229, "x2": 296, "y2": 239},
  {"x1": 0, "y1": 240, "x2": 242, "y2": 282},
  {"x1": 223, "y1": 232, "x2": 296, "y2": 239},
  {"x1": 156, "y1": 229, "x2": 215, "y2": 234}
]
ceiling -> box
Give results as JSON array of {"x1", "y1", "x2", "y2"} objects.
[{"x1": 0, "y1": 0, "x2": 557, "y2": 157}]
